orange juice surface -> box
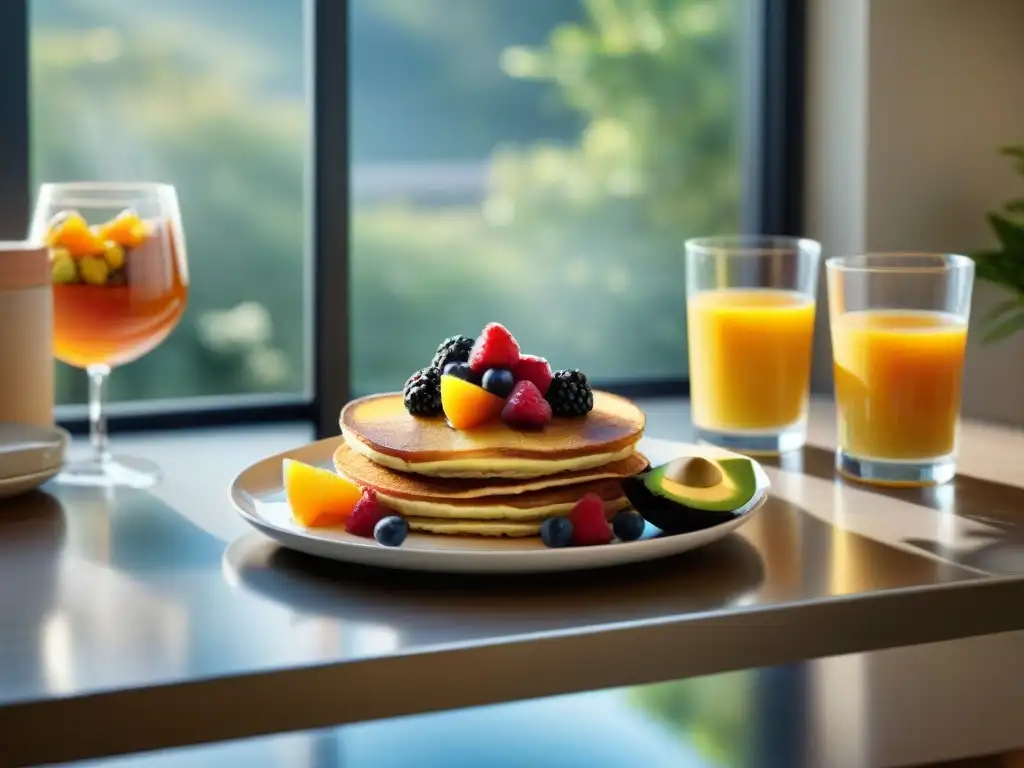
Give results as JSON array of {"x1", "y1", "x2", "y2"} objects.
[
  {"x1": 832, "y1": 310, "x2": 967, "y2": 461},
  {"x1": 687, "y1": 289, "x2": 816, "y2": 431}
]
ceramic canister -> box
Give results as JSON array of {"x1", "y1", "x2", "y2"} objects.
[{"x1": 0, "y1": 241, "x2": 54, "y2": 427}]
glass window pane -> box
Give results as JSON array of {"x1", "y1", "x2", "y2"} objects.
[
  {"x1": 30, "y1": 0, "x2": 309, "y2": 406},
  {"x1": 350, "y1": 0, "x2": 746, "y2": 395}
]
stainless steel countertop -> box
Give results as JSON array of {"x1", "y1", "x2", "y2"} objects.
[
  {"x1": 66, "y1": 631, "x2": 1024, "y2": 768},
  {"x1": 2, "y1": 399, "x2": 1024, "y2": 765}
]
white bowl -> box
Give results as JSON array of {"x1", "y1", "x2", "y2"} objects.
[{"x1": 0, "y1": 422, "x2": 68, "y2": 482}]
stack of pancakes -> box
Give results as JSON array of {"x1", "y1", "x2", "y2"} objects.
[{"x1": 335, "y1": 391, "x2": 647, "y2": 537}]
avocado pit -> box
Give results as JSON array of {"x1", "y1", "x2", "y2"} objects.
[
  {"x1": 624, "y1": 454, "x2": 762, "y2": 535},
  {"x1": 665, "y1": 456, "x2": 722, "y2": 488}
]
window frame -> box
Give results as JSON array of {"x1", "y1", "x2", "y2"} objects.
[{"x1": 3, "y1": 0, "x2": 806, "y2": 441}]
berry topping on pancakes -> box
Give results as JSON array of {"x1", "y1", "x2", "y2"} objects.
[
  {"x1": 512, "y1": 354, "x2": 553, "y2": 396},
  {"x1": 401, "y1": 323, "x2": 594, "y2": 431},
  {"x1": 546, "y1": 370, "x2": 594, "y2": 418},
  {"x1": 482, "y1": 367, "x2": 516, "y2": 398},
  {"x1": 501, "y1": 380, "x2": 552, "y2": 429},
  {"x1": 403, "y1": 367, "x2": 442, "y2": 417},
  {"x1": 469, "y1": 322, "x2": 521, "y2": 372},
  {"x1": 432, "y1": 335, "x2": 474, "y2": 371}
]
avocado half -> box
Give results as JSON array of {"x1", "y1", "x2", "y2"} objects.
[{"x1": 622, "y1": 455, "x2": 760, "y2": 534}]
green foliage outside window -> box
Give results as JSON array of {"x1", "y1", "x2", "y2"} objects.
[
  {"x1": 972, "y1": 147, "x2": 1024, "y2": 342},
  {"x1": 34, "y1": 0, "x2": 742, "y2": 400}
]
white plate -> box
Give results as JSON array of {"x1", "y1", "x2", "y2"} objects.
[
  {"x1": 229, "y1": 437, "x2": 770, "y2": 574},
  {"x1": 0, "y1": 423, "x2": 68, "y2": 480},
  {"x1": 0, "y1": 423, "x2": 68, "y2": 499},
  {"x1": 0, "y1": 467, "x2": 62, "y2": 500}
]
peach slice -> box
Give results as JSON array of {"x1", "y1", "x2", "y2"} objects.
[
  {"x1": 47, "y1": 211, "x2": 105, "y2": 257},
  {"x1": 283, "y1": 458, "x2": 362, "y2": 527},
  {"x1": 98, "y1": 209, "x2": 150, "y2": 248},
  {"x1": 441, "y1": 374, "x2": 505, "y2": 430}
]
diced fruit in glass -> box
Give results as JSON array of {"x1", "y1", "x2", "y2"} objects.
[
  {"x1": 78, "y1": 255, "x2": 110, "y2": 286},
  {"x1": 441, "y1": 374, "x2": 505, "y2": 429},
  {"x1": 47, "y1": 211, "x2": 105, "y2": 257},
  {"x1": 44, "y1": 210, "x2": 78, "y2": 238},
  {"x1": 51, "y1": 251, "x2": 78, "y2": 284},
  {"x1": 102, "y1": 241, "x2": 126, "y2": 270},
  {"x1": 98, "y1": 210, "x2": 149, "y2": 248},
  {"x1": 283, "y1": 458, "x2": 362, "y2": 527}
]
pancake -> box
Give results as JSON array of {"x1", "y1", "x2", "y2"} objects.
[
  {"x1": 408, "y1": 518, "x2": 544, "y2": 538},
  {"x1": 334, "y1": 443, "x2": 649, "y2": 499},
  {"x1": 370, "y1": 477, "x2": 631, "y2": 521},
  {"x1": 340, "y1": 390, "x2": 645, "y2": 479}
]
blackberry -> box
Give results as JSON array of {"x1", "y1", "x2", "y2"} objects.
[
  {"x1": 546, "y1": 369, "x2": 594, "y2": 417},
  {"x1": 403, "y1": 367, "x2": 442, "y2": 416},
  {"x1": 431, "y1": 335, "x2": 474, "y2": 371}
]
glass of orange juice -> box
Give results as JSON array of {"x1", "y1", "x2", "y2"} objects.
[
  {"x1": 827, "y1": 253, "x2": 974, "y2": 486},
  {"x1": 685, "y1": 235, "x2": 822, "y2": 454}
]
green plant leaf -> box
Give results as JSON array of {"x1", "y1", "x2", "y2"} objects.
[
  {"x1": 987, "y1": 213, "x2": 1024, "y2": 253},
  {"x1": 980, "y1": 296, "x2": 1024, "y2": 326},
  {"x1": 982, "y1": 309, "x2": 1024, "y2": 343},
  {"x1": 970, "y1": 249, "x2": 1024, "y2": 292},
  {"x1": 1004, "y1": 198, "x2": 1024, "y2": 214},
  {"x1": 998, "y1": 147, "x2": 1024, "y2": 177}
]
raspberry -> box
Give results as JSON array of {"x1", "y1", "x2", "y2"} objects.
[
  {"x1": 501, "y1": 380, "x2": 552, "y2": 429},
  {"x1": 511, "y1": 354, "x2": 553, "y2": 396},
  {"x1": 345, "y1": 488, "x2": 392, "y2": 538},
  {"x1": 468, "y1": 323, "x2": 520, "y2": 373},
  {"x1": 569, "y1": 493, "x2": 612, "y2": 546}
]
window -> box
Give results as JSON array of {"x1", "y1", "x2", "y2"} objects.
[
  {"x1": 351, "y1": 0, "x2": 747, "y2": 394},
  {"x1": 29, "y1": 0, "x2": 310, "y2": 408},
  {"x1": 0, "y1": 0, "x2": 804, "y2": 435}
]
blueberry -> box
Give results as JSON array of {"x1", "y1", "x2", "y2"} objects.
[
  {"x1": 443, "y1": 362, "x2": 480, "y2": 384},
  {"x1": 482, "y1": 368, "x2": 515, "y2": 398},
  {"x1": 612, "y1": 510, "x2": 645, "y2": 542},
  {"x1": 374, "y1": 516, "x2": 409, "y2": 547},
  {"x1": 540, "y1": 516, "x2": 574, "y2": 548}
]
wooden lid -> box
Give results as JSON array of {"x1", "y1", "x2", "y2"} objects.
[{"x1": 0, "y1": 241, "x2": 49, "y2": 289}]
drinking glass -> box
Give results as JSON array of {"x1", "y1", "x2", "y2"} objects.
[
  {"x1": 685, "y1": 235, "x2": 822, "y2": 454},
  {"x1": 826, "y1": 253, "x2": 974, "y2": 486},
  {"x1": 29, "y1": 183, "x2": 189, "y2": 488}
]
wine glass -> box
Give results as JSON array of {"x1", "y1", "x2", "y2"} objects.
[{"x1": 29, "y1": 182, "x2": 189, "y2": 488}]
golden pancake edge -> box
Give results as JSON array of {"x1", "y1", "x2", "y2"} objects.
[
  {"x1": 339, "y1": 390, "x2": 646, "y2": 479},
  {"x1": 334, "y1": 442, "x2": 649, "y2": 500}
]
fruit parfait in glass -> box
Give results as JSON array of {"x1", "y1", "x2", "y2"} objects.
[{"x1": 30, "y1": 182, "x2": 189, "y2": 488}]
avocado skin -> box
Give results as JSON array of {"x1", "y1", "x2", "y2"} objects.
[{"x1": 622, "y1": 474, "x2": 738, "y2": 534}]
